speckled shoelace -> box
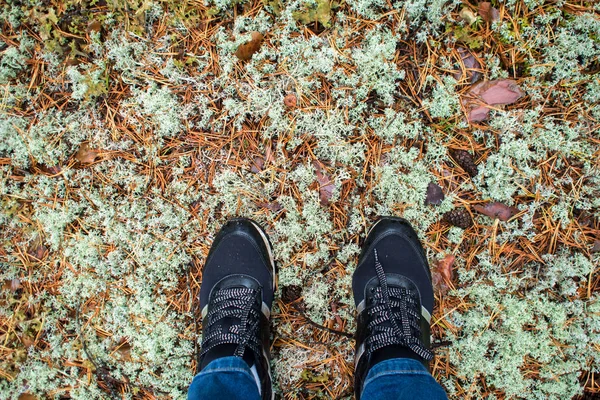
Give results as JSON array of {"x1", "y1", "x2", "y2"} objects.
[
  {"x1": 364, "y1": 250, "x2": 434, "y2": 361},
  {"x1": 200, "y1": 286, "x2": 262, "y2": 359}
]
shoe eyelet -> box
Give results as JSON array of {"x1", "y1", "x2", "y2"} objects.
[{"x1": 369, "y1": 287, "x2": 375, "y2": 293}]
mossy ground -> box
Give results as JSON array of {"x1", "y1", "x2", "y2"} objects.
[{"x1": 1, "y1": 0, "x2": 599, "y2": 399}]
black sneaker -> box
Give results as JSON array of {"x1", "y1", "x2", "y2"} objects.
[
  {"x1": 352, "y1": 217, "x2": 434, "y2": 399},
  {"x1": 198, "y1": 218, "x2": 276, "y2": 399}
]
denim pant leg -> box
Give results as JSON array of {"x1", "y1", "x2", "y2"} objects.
[
  {"x1": 361, "y1": 358, "x2": 448, "y2": 400},
  {"x1": 187, "y1": 356, "x2": 261, "y2": 400}
]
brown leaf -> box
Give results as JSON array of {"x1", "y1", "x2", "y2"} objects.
[
  {"x1": 591, "y1": 240, "x2": 600, "y2": 253},
  {"x1": 432, "y1": 255, "x2": 455, "y2": 294},
  {"x1": 478, "y1": 2, "x2": 500, "y2": 23},
  {"x1": 18, "y1": 394, "x2": 37, "y2": 400},
  {"x1": 235, "y1": 31, "x2": 264, "y2": 61},
  {"x1": 425, "y1": 182, "x2": 445, "y2": 206},
  {"x1": 87, "y1": 20, "x2": 102, "y2": 34},
  {"x1": 75, "y1": 143, "x2": 99, "y2": 164},
  {"x1": 2, "y1": 279, "x2": 21, "y2": 292},
  {"x1": 114, "y1": 339, "x2": 132, "y2": 361},
  {"x1": 473, "y1": 202, "x2": 519, "y2": 221},
  {"x1": 313, "y1": 161, "x2": 335, "y2": 206},
  {"x1": 27, "y1": 236, "x2": 47, "y2": 261},
  {"x1": 257, "y1": 201, "x2": 282, "y2": 212},
  {"x1": 284, "y1": 93, "x2": 297, "y2": 108}
]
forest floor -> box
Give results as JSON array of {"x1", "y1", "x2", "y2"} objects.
[{"x1": 1, "y1": 0, "x2": 600, "y2": 399}]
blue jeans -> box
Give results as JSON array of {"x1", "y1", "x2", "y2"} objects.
[{"x1": 188, "y1": 356, "x2": 447, "y2": 399}]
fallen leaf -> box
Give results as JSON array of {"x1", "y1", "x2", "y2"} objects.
[
  {"x1": 478, "y1": 2, "x2": 500, "y2": 23},
  {"x1": 432, "y1": 254, "x2": 455, "y2": 294},
  {"x1": 292, "y1": 0, "x2": 337, "y2": 28},
  {"x1": 471, "y1": 79, "x2": 523, "y2": 105},
  {"x1": 473, "y1": 202, "x2": 519, "y2": 221},
  {"x1": 87, "y1": 20, "x2": 102, "y2": 34},
  {"x1": 18, "y1": 394, "x2": 37, "y2": 400},
  {"x1": 463, "y1": 79, "x2": 523, "y2": 122},
  {"x1": 114, "y1": 338, "x2": 132, "y2": 361},
  {"x1": 455, "y1": 47, "x2": 481, "y2": 84},
  {"x1": 75, "y1": 143, "x2": 99, "y2": 164},
  {"x1": 313, "y1": 161, "x2": 335, "y2": 205},
  {"x1": 27, "y1": 236, "x2": 47, "y2": 261},
  {"x1": 265, "y1": 143, "x2": 275, "y2": 164},
  {"x1": 468, "y1": 105, "x2": 491, "y2": 122},
  {"x1": 459, "y1": 8, "x2": 478, "y2": 25},
  {"x1": 284, "y1": 93, "x2": 297, "y2": 108},
  {"x1": 2, "y1": 279, "x2": 21, "y2": 292},
  {"x1": 257, "y1": 201, "x2": 283, "y2": 212},
  {"x1": 591, "y1": 240, "x2": 600, "y2": 253},
  {"x1": 250, "y1": 157, "x2": 264, "y2": 173},
  {"x1": 235, "y1": 31, "x2": 264, "y2": 61},
  {"x1": 425, "y1": 182, "x2": 445, "y2": 206}
]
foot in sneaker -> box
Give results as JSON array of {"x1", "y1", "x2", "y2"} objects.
[
  {"x1": 198, "y1": 218, "x2": 275, "y2": 399},
  {"x1": 353, "y1": 217, "x2": 434, "y2": 399}
]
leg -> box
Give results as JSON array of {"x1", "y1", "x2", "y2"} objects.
[
  {"x1": 187, "y1": 219, "x2": 275, "y2": 400},
  {"x1": 361, "y1": 358, "x2": 447, "y2": 399},
  {"x1": 352, "y1": 217, "x2": 448, "y2": 400},
  {"x1": 188, "y1": 356, "x2": 261, "y2": 400}
]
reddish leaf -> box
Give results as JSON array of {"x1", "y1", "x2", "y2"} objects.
[
  {"x1": 284, "y1": 93, "x2": 297, "y2": 108},
  {"x1": 463, "y1": 79, "x2": 523, "y2": 122},
  {"x1": 471, "y1": 79, "x2": 523, "y2": 105},
  {"x1": 473, "y1": 202, "x2": 519, "y2": 221},
  {"x1": 425, "y1": 182, "x2": 445, "y2": 206},
  {"x1": 478, "y1": 2, "x2": 500, "y2": 23},
  {"x1": 468, "y1": 105, "x2": 491, "y2": 122},
  {"x1": 235, "y1": 31, "x2": 264, "y2": 61},
  {"x1": 265, "y1": 143, "x2": 274, "y2": 164},
  {"x1": 313, "y1": 161, "x2": 335, "y2": 206},
  {"x1": 250, "y1": 157, "x2": 264, "y2": 173},
  {"x1": 455, "y1": 47, "x2": 481, "y2": 84},
  {"x1": 432, "y1": 255, "x2": 455, "y2": 294}
]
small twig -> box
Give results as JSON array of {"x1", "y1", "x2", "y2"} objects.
[{"x1": 291, "y1": 304, "x2": 354, "y2": 339}]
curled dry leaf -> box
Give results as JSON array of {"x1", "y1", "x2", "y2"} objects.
[
  {"x1": 425, "y1": 182, "x2": 445, "y2": 206},
  {"x1": 478, "y1": 2, "x2": 500, "y2": 23},
  {"x1": 463, "y1": 79, "x2": 523, "y2": 122},
  {"x1": 459, "y1": 8, "x2": 478, "y2": 26},
  {"x1": 235, "y1": 31, "x2": 264, "y2": 61},
  {"x1": 473, "y1": 202, "x2": 519, "y2": 221},
  {"x1": 432, "y1": 254, "x2": 455, "y2": 294},
  {"x1": 3, "y1": 278, "x2": 22, "y2": 292},
  {"x1": 27, "y1": 236, "x2": 47, "y2": 261},
  {"x1": 313, "y1": 161, "x2": 335, "y2": 206},
  {"x1": 284, "y1": 93, "x2": 297, "y2": 108},
  {"x1": 75, "y1": 142, "x2": 99, "y2": 164}
]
